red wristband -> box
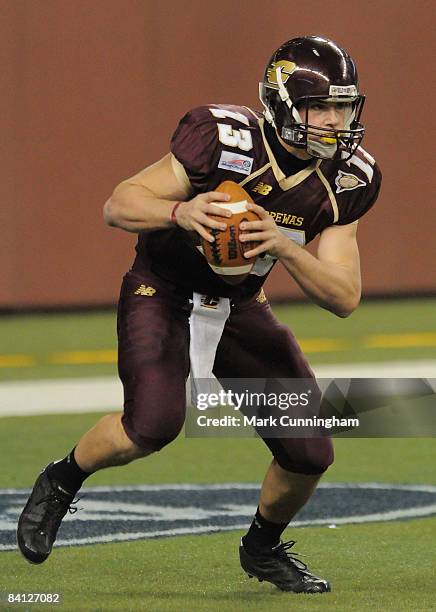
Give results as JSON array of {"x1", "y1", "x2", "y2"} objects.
[{"x1": 170, "y1": 201, "x2": 183, "y2": 225}]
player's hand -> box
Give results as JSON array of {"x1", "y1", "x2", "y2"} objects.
[
  {"x1": 239, "y1": 202, "x2": 291, "y2": 258},
  {"x1": 173, "y1": 192, "x2": 232, "y2": 242}
]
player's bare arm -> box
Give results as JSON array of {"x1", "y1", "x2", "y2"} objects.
[
  {"x1": 240, "y1": 202, "x2": 361, "y2": 317},
  {"x1": 103, "y1": 152, "x2": 231, "y2": 241}
]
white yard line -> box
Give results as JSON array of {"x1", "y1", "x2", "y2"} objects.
[
  {"x1": 313, "y1": 360, "x2": 436, "y2": 378},
  {"x1": 0, "y1": 360, "x2": 435, "y2": 417},
  {"x1": 0, "y1": 376, "x2": 123, "y2": 416}
]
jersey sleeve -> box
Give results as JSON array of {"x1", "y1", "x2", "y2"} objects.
[
  {"x1": 335, "y1": 160, "x2": 382, "y2": 225},
  {"x1": 170, "y1": 107, "x2": 222, "y2": 194},
  {"x1": 170, "y1": 104, "x2": 261, "y2": 194}
]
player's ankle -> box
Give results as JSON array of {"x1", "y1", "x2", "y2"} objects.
[
  {"x1": 47, "y1": 447, "x2": 91, "y2": 495},
  {"x1": 242, "y1": 507, "x2": 288, "y2": 554}
]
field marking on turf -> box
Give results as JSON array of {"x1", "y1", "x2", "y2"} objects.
[
  {"x1": 1, "y1": 482, "x2": 436, "y2": 551},
  {"x1": 299, "y1": 339, "x2": 350, "y2": 352},
  {"x1": 0, "y1": 361, "x2": 435, "y2": 417},
  {"x1": 1, "y1": 330, "x2": 436, "y2": 369},
  {"x1": 49, "y1": 350, "x2": 117, "y2": 364},
  {"x1": 55, "y1": 502, "x2": 436, "y2": 547},
  {"x1": 2, "y1": 482, "x2": 436, "y2": 494},
  {"x1": 0, "y1": 376, "x2": 122, "y2": 415},
  {"x1": 365, "y1": 332, "x2": 436, "y2": 348},
  {"x1": 0, "y1": 355, "x2": 36, "y2": 367},
  {"x1": 313, "y1": 360, "x2": 436, "y2": 379}
]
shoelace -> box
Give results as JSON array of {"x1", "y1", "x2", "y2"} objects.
[
  {"x1": 36, "y1": 494, "x2": 81, "y2": 536},
  {"x1": 274, "y1": 540, "x2": 308, "y2": 572},
  {"x1": 37, "y1": 494, "x2": 81, "y2": 537},
  {"x1": 36, "y1": 493, "x2": 80, "y2": 514}
]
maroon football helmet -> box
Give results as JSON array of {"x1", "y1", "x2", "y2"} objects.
[{"x1": 259, "y1": 36, "x2": 365, "y2": 160}]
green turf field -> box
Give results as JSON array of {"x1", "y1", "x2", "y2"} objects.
[
  {"x1": 1, "y1": 298, "x2": 435, "y2": 381},
  {"x1": 1, "y1": 521, "x2": 435, "y2": 611},
  {"x1": 1, "y1": 414, "x2": 436, "y2": 488},
  {"x1": 0, "y1": 300, "x2": 435, "y2": 610},
  {"x1": 0, "y1": 415, "x2": 435, "y2": 611}
]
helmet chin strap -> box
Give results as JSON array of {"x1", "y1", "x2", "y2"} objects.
[
  {"x1": 275, "y1": 68, "x2": 303, "y2": 124},
  {"x1": 258, "y1": 82, "x2": 275, "y2": 126},
  {"x1": 344, "y1": 105, "x2": 355, "y2": 131},
  {"x1": 306, "y1": 137, "x2": 337, "y2": 159},
  {"x1": 258, "y1": 68, "x2": 304, "y2": 129}
]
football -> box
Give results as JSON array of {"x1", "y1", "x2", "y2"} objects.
[{"x1": 201, "y1": 181, "x2": 260, "y2": 284}]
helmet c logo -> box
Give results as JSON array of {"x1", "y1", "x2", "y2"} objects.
[{"x1": 266, "y1": 60, "x2": 296, "y2": 86}]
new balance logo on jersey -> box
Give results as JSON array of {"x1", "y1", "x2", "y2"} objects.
[
  {"x1": 252, "y1": 182, "x2": 272, "y2": 195},
  {"x1": 335, "y1": 170, "x2": 366, "y2": 194},
  {"x1": 134, "y1": 285, "x2": 156, "y2": 296}
]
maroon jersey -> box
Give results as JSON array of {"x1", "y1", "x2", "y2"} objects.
[{"x1": 136, "y1": 104, "x2": 381, "y2": 298}]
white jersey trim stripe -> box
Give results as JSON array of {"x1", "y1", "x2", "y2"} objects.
[
  {"x1": 316, "y1": 167, "x2": 339, "y2": 223},
  {"x1": 238, "y1": 162, "x2": 271, "y2": 187},
  {"x1": 258, "y1": 118, "x2": 319, "y2": 190}
]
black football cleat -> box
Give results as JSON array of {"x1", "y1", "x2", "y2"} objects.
[
  {"x1": 17, "y1": 464, "x2": 79, "y2": 564},
  {"x1": 240, "y1": 539, "x2": 331, "y2": 594}
]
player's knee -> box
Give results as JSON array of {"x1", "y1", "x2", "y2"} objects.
[
  {"x1": 275, "y1": 438, "x2": 334, "y2": 475},
  {"x1": 121, "y1": 409, "x2": 184, "y2": 453}
]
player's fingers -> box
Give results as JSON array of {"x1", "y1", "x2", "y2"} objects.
[
  {"x1": 246, "y1": 202, "x2": 269, "y2": 219},
  {"x1": 205, "y1": 191, "x2": 231, "y2": 201},
  {"x1": 205, "y1": 202, "x2": 233, "y2": 218},
  {"x1": 239, "y1": 220, "x2": 265, "y2": 231},
  {"x1": 192, "y1": 220, "x2": 215, "y2": 243},
  {"x1": 203, "y1": 191, "x2": 232, "y2": 211},
  {"x1": 244, "y1": 243, "x2": 269, "y2": 258},
  {"x1": 198, "y1": 212, "x2": 227, "y2": 231},
  {"x1": 239, "y1": 231, "x2": 269, "y2": 243}
]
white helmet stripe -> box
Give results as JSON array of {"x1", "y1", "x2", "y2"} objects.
[
  {"x1": 275, "y1": 67, "x2": 291, "y2": 106},
  {"x1": 275, "y1": 67, "x2": 302, "y2": 123},
  {"x1": 258, "y1": 82, "x2": 276, "y2": 126}
]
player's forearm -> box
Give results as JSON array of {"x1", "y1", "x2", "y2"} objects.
[
  {"x1": 103, "y1": 182, "x2": 177, "y2": 233},
  {"x1": 278, "y1": 242, "x2": 361, "y2": 318}
]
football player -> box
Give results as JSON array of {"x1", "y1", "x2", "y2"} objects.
[{"x1": 17, "y1": 36, "x2": 381, "y2": 594}]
